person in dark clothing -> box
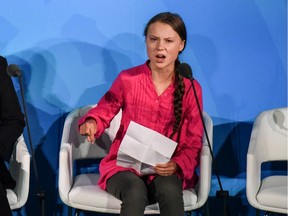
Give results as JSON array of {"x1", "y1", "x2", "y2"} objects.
[{"x1": 0, "y1": 55, "x2": 25, "y2": 216}]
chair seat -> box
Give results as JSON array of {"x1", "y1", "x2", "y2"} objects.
[
  {"x1": 7, "y1": 189, "x2": 18, "y2": 207},
  {"x1": 69, "y1": 173, "x2": 197, "y2": 214},
  {"x1": 257, "y1": 176, "x2": 288, "y2": 210}
]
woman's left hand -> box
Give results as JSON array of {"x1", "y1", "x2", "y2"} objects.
[{"x1": 155, "y1": 160, "x2": 178, "y2": 176}]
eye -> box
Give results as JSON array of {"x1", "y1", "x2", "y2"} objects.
[{"x1": 149, "y1": 36, "x2": 158, "y2": 42}]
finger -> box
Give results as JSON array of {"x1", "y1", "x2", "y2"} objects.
[
  {"x1": 80, "y1": 125, "x2": 89, "y2": 136},
  {"x1": 155, "y1": 166, "x2": 175, "y2": 176},
  {"x1": 155, "y1": 163, "x2": 169, "y2": 168},
  {"x1": 155, "y1": 166, "x2": 171, "y2": 176},
  {"x1": 83, "y1": 127, "x2": 92, "y2": 142},
  {"x1": 87, "y1": 131, "x2": 94, "y2": 142},
  {"x1": 87, "y1": 136, "x2": 94, "y2": 143},
  {"x1": 79, "y1": 125, "x2": 85, "y2": 135},
  {"x1": 81, "y1": 131, "x2": 90, "y2": 136},
  {"x1": 88, "y1": 133, "x2": 95, "y2": 143},
  {"x1": 81, "y1": 125, "x2": 94, "y2": 137},
  {"x1": 161, "y1": 171, "x2": 170, "y2": 176},
  {"x1": 155, "y1": 167, "x2": 169, "y2": 175},
  {"x1": 155, "y1": 167, "x2": 172, "y2": 174},
  {"x1": 155, "y1": 165, "x2": 168, "y2": 171}
]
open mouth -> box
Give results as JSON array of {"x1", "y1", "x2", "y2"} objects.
[{"x1": 156, "y1": 54, "x2": 166, "y2": 60}]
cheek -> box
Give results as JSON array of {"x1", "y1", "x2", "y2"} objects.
[
  {"x1": 146, "y1": 42, "x2": 154, "y2": 51},
  {"x1": 169, "y1": 45, "x2": 182, "y2": 56},
  {"x1": 146, "y1": 45, "x2": 154, "y2": 58},
  {"x1": 146, "y1": 45, "x2": 152, "y2": 54}
]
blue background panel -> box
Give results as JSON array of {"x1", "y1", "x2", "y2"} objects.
[{"x1": 1, "y1": 0, "x2": 287, "y2": 215}]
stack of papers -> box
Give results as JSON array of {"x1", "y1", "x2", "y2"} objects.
[{"x1": 117, "y1": 121, "x2": 178, "y2": 175}]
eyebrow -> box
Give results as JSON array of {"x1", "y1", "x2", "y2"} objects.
[{"x1": 148, "y1": 34, "x2": 175, "y2": 39}]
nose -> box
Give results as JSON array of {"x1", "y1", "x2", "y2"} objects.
[{"x1": 156, "y1": 40, "x2": 164, "y2": 50}]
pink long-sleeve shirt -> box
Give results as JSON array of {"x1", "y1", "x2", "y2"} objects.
[{"x1": 78, "y1": 61, "x2": 203, "y2": 190}]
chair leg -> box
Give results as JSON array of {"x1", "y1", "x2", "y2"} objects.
[
  {"x1": 68, "y1": 206, "x2": 72, "y2": 216},
  {"x1": 75, "y1": 209, "x2": 82, "y2": 216},
  {"x1": 12, "y1": 209, "x2": 22, "y2": 216},
  {"x1": 203, "y1": 199, "x2": 210, "y2": 216}
]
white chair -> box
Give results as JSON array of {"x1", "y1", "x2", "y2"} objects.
[
  {"x1": 7, "y1": 134, "x2": 31, "y2": 211},
  {"x1": 59, "y1": 104, "x2": 213, "y2": 215},
  {"x1": 246, "y1": 107, "x2": 288, "y2": 215}
]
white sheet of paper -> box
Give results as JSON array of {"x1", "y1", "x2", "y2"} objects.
[{"x1": 116, "y1": 121, "x2": 178, "y2": 175}]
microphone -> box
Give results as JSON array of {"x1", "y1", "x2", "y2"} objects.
[
  {"x1": 6, "y1": 64, "x2": 22, "y2": 77},
  {"x1": 178, "y1": 63, "x2": 230, "y2": 216},
  {"x1": 178, "y1": 63, "x2": 193, "y2": 79},
  {"x1": 6, "y1": 64, "x2": 46, "y2": 216}
]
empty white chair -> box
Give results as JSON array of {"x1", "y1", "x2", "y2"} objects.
[
  {"x1": 58, "y1": 104, "x2": 213, "y2": 215},
  {"x1": 246, "y1": 107, "x2": 288, "y2": 215}
]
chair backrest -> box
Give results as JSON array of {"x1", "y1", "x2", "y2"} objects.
[
  {"x1": 194, "y1": 111, "x2": 213, "y2": 210},
  {"x1": 202, "y1": 112, "x2": 213, "y2": 150},
  {"x1": 61, "y1": 104, "x2": 122, "y2": 162},
  {"x1": 248, "y1": 107, "x2": 288, "y2": 163}
]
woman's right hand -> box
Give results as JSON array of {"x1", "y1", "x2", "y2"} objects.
[{"x1": 79, "y1": 118, "x2": 98, "y2": 143}]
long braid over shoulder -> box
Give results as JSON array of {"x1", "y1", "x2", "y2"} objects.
[{"x1": 170, "y1": 60, "x2": 185, "y2": 139}]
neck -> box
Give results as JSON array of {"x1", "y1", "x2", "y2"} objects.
[
  {"x1": 152, "y1": 70, "x2": 174, "y2": 84},
  {"x1": 149, "y1": 64, "x2": 175, "y2": 84},
  {"x1": 149, "y1": 64, "x2": 175, "y2": 96}
]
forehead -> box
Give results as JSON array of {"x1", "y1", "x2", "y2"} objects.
[{"x1": 147, "y1": 22, "x2": 179, "y2": 38}]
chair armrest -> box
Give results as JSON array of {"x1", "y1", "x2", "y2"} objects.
[
  {"x1": 246, "y1": 152, "x2": 261, "y2": 209},
  {"x1": 58, "y1": 142, "x2": 73, "y2": 205},
  {"x1": 9, "y1": 135, "x2": 31, "y2": 209},
  {"x1": 246, "y1": 120, "x2": 262, "y2": 209},
  {"x1": 196, "y1": 145, "x2": 212, "y2": 208}
]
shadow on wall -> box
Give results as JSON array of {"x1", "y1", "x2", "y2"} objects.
[
  {"x1": 75, "y1": 32, "x2": 145, "y2": 107},
  {"x1": 8, "y1": 37, "x2": 143, "y2": 215},
  {"x1": 8, "y1": 53, "x2": 67, "y2": 216},
  {"x1": 214, "y1": 121, "x2": 253, "y2": 177},
  {"x1": 208, "y1": 121, "x2": 253, "y2": 216},
  {"x1": 74, "y1": 41, "x2": 130, "y2": 106}
]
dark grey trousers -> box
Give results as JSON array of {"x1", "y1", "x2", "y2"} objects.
[{"x1": 106, "y1": 171, "x2": 184, "y2": 216}]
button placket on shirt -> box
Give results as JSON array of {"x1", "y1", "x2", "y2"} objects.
[{"x1": 152, "y1": 97, "x2": 161, "y2": 124}]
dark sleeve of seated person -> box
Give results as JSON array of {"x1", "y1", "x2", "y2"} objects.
[{"x1": 0, "y1": 56, "x2": 25, "y2": 190}]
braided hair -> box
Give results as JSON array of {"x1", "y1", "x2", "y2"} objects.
[
  {"x1": 144, "y1": 12, "x2": 187, "y2": 139},
  {"x1": 169, "y1": 59, "x2": 185, "y2": 139}
]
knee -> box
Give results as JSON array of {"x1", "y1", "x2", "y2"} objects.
[
  {"x1": 120, "y1": 184, "x2": 148, "y2": 216},
  {"x1": 121, "y1": 179, "x2": 148, "y2": 204},
  {"x1": 154, "y1": 176, "x2": 183, "y2": 203},
  {"x1": 158, "y1": 186, "x2": 183, "y2": 204}
]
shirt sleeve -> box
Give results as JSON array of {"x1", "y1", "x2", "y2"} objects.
[
  {"x1": 172, "y1": 80, "x2": 203, "y2": 183},
  {"x1": 78, "y1": 72, "x2": 124, "y2": 138}
]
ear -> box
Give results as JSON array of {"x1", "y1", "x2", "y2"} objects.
[{"x1": 179, "y1": 40, "x2": 185, "y2": 52}]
